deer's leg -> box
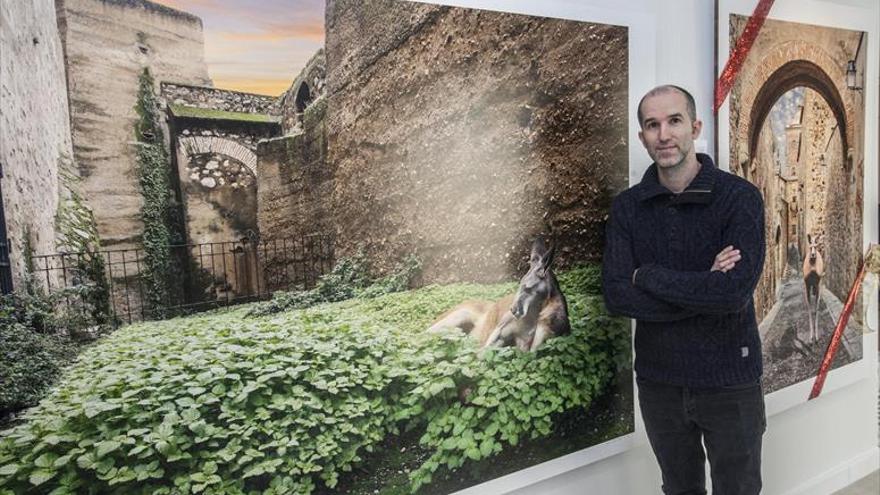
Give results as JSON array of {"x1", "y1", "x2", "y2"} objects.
[
  {"x1": 529, "y1": 324, "x2": 551, "y2": 352},
  {"x1": 813, "y1": 282, "x2": 821, "y2": 342},
  {"x1": 428, "y1": 306, "x2": 479, "y2": 334},
  {"x1": 483, "y1": 312, "x2": 517, "y2": 348}
]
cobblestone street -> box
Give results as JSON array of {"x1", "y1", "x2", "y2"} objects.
[{"x1": 759, "y1": 263, "x2": 864, "y2": 394}]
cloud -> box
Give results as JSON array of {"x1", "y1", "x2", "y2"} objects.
[
  {"x1": 211, "y1": 77, "x2": 292, "y2": 96},
  {"x1": 144, "y1": 1, "x2": 326, "y2": 95},
  {"x1": 220, "y1": 20, "x2": 324, "y2": 42}
]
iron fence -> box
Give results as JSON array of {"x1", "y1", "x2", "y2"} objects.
[
  {"x1": 28, "y1": 234, "x2": 334, "y2": 326},
  {"x1": 0, "y1": 161, "x2": 11, "y2": 295}
]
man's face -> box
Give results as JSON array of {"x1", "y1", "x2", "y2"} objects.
[{"x1": 638, "y1": 91, "x2": 702, "y2": 169}]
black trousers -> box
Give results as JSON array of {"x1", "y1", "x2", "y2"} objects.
[{"x1": 637, "y1": 376, "x2": 766, "y2": 495}]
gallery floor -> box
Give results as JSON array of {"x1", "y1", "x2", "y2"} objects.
[{"x1": 832, "y1": 470, "x2": 880, "y2": 495}]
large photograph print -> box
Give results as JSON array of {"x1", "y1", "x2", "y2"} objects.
[
  {"x1": 0, "y1": 0, "x2": 634, "y2": 494},
  {"x1": 718, "y1": 1, "x2": 867, "y2": 395}
]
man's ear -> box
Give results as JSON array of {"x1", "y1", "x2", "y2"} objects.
[
  {"x1": 638, "y1": 129, "x2": 646, "y2": 147},
  {"x1": 692, "y1": 119, "x2": 703, "y2": 139}
]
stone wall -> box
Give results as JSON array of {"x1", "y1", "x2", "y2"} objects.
[
  {"x1": 798, "y1": 90, "x2": 834, "y2": 250},
  {"x1": 314, "y1": 0, "x2": 628, "y2": 283},
  {"x1": 818, "y1": 98, "x2": 858, "y2": 307},
  {"x1": 257, "y1": 97, "x2": 331, "y2": 290},
  {"x1": 56, "y1": 0, "x2": 210, "y2": 250},
  {"x1": 257, "y1": 98, "x2": 330, "y2": 240},
  {"x1": 750, "y1": 119, "x2": 778, "y2": 320},
  {"x1": 0, "y1": 0, "x2": 74, "y2": 285},
  {"x1": 162, "y1": 83, "x2": 279, "y2": 116}
]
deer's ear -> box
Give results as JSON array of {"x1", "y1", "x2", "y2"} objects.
[
  {"x1": 540, "y1": 245, "x2": 556, "y2": 273},
  {"x1": 530, "y1": 236, "x2": 547, "y2": 263}
]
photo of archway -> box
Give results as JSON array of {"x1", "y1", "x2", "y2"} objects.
[{"x1": 721, "y1": 12, "x2": 867, "y2": 395}]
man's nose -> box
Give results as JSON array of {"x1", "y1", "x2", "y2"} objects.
[{"x1": 658, "y1": 123, "x2": 671, "y2": 141}]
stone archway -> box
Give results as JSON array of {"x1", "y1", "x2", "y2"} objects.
[
  {"x1": 294, "y1": 82, "x2": 312, "y2": 113},
  {"x1": 747, "y1": 60, "x2": 848, "y2": 161},
  {"x1": 177, "y1": 136, "x2": 258, "y2": 178},
  {"x1": 174, "y1": 143, "x2": 260, "y2": 301},
  {"x1": 731, "y1": 39, "x2": 858, "y2": 174},
  {"x1": 175, "y1": 136, "x2": 260, "y2": 244}
]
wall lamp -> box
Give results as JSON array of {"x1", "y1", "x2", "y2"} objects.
[
  {"x1": 846, "y1": 60, "x2": 862, "y2": 91},
  {"x1": 846, "y1": 32, "x2": 864, "y2": 91}
]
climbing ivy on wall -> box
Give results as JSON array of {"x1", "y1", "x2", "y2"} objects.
[
  {"x1": 54, "y1": 153, "x2": 113, "y2": 326},
  {"x1": 134, "y1": 68, "x2": 178, "y2": 318}
]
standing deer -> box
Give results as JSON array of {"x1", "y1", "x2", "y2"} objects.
[
  {"x1": 427, "y1": 237, "x2": 570, "y2": 351},
  {"x1": 802, "y1": 235, "x2": 825, "y2": 342}
]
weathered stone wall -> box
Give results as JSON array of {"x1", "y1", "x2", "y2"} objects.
[
  {"x1": 0, "y1": 0, "x2": 73, "y2": 285},
  {"x1": 316, "y1": 0, "x2": 627, "y2": 283},
  {"x1": 798, "y1": 90, "x2": 834, "y2": 250},
  {"x1": 162, "y1": 83, "x2": 279, "y2": 115},
  {"x1": 819, "y1": 99, "x2": 857, "y2": 308},
  {"x1": 257, "y1": 98, "x2": 330, "y2": 240},
  {"x1": 57, "y1": 0, "x2": 210, "y2": 250},
  {"x1": 750, "y1": 119, "x2": 778, "y2": 320}
]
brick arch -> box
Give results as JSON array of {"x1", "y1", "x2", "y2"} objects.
[
  {"x1": 177, "y1": 136, "x2": 258, "y2": 177},
  {"x1": 734, "y1": 39, "x2": 857, "y2": 168}
]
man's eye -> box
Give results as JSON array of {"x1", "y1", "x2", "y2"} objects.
[
  {"x1": 646, "y1": 122, "x2": 658, "y2": 129},
  {"x1": 670, "y1": 117, "x2": 682, "y2": 124}
]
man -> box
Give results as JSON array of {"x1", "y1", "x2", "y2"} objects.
[{"x1": 602, "y1": 85, "x2": 766, "y2": 495}]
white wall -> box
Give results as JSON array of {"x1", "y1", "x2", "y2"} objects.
[{"x1": 407, "y1": 0, "x2": 880, "y2": 493}]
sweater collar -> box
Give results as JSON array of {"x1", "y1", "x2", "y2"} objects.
[{"x1": 636, "y1": 153, "x2": 718, "y2": 204}]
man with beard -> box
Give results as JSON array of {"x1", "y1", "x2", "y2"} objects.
[{"x1": 602, "y1": 85, "x2": 767, "y2": 495}]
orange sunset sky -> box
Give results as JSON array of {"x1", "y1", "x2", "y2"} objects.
[{"x1": 151, "y1": 0, "x2": 325, "y2": 96}]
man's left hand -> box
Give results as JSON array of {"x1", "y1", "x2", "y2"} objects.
[{"x1": 711, "y1": 245, "x2": 741, "y2": 273}]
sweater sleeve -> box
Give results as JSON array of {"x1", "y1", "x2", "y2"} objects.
[
  {"x1": 601, "y1": 194, "x2": 694, "y2": 322},
  {"x1": 634, "y1": 186, "x2": 766, "y2": 314}
]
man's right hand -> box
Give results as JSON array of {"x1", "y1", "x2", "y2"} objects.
[{"x1": 711, "y1": 245, "x2": 741, "y2": 273}]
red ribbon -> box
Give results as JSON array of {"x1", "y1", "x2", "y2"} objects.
[
  {"x1": 714, "y1": 0, "x2": 776, "y2": 113},
  {"x1": 808, "y1": 248, "x2": 870, "y2": 400}
]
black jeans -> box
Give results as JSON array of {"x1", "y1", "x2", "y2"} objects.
[{"x1": 637, "y1": 376, "x2": 766, "y2": 495}]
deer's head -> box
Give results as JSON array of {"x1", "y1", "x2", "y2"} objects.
[{"x1": 510, "y1": 237, "x2": 556, "y2": 320}]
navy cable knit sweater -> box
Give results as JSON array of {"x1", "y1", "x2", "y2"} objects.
[{"x1": 602, "y1": 154, "x2": 766, "y2": 387}]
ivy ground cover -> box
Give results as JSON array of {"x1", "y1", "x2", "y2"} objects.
[{"x1": 0, "y1": 266, "x2": 630, "y2": 494}]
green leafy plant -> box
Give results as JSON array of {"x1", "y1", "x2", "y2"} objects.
[
  {"x1": 0, "y1": 277, "x2": 55, "y2": 334},
  {"x1": 54, "y1": 152, "x2": 114, "y2": 330},
  {"x1": 0, "y1": 265, "x2": 628, "y2": 494},
  {"x1": 247, "y1": 252, "x2": 422, "y2": 317},
  {"x1": 0, "y1": 324, "x2": 79, "y2": 423},
  {"x1": 134, "y1": 69, "x2": 182, "y2": 319}
]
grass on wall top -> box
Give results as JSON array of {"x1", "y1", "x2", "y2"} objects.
[{"x1": 169, "y1": 104, "x2": 280, "y2": 124}]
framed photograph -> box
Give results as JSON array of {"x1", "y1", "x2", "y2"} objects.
[
  {"x1": 319, "y1": 1, "x2": 658, "y2": 492},
  {"x1": 0, "y1": 1, "x2": 661, "y2": 494},
  {"x1": 716, "y1": 0, "x2": 878, "y2": 413}
]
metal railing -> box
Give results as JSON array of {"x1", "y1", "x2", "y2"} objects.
[{"x1": 28, "y1": 234, "x2": 334, "y2": 326}]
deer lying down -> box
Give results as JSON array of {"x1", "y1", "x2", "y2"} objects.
[{"x1": 427, "y1": 238, "x2": 570, "y2": 351}]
